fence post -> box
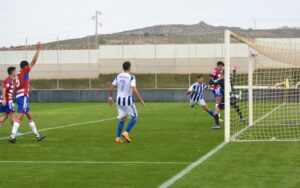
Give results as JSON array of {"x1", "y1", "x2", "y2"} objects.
[
  {"x1": 88, "y1": 35, "x2": 92, "y2": 89},
  {"x1": 56, "y1": 37, "x2": 60, "y2": 89},
  {"x1": 155, "y1": 43, "x2": 158, "y2": 89}
]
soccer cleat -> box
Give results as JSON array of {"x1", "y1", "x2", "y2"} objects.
[
  {"x1": 8, "y1": 136, "x2": 17, "y2": 144},
  {"x1": 121, "y1": 132, "x2": 132, "y2": 143},
  {"x1": 211, "y1": 125, "x2": 221, "y2": 129},
  {"x1": 219, "y1": 118, "x2": 224, "y2": 122},
  {"x1": 37, "y1": 135, "x2": 46, "y2": 142},
  {"x1": 114, "y1": 137, "x2": 123, "y2": 143}
]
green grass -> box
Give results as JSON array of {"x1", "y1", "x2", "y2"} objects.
[
  {"x1": 0, "y1": 102, "x2": 223, "y2": 188},
  {"x1": 172, "y1": 142, "x2": 300, "y2": 188},
  {"x1": 0, "y1": 102, "x2": 299, "y2": 188}
]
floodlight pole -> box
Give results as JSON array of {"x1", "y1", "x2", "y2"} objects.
[
  {"x1": 224, "y1": 30, "x2": 231, "y2": 142},
  {"x1": 93, "y1": 11, "x2": 102, "y2": 48}
]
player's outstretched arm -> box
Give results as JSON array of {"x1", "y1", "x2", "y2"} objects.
[
  {"x1": 132, "y1": 87, "x2": 145, "y2": 107},
  {"x1": 30, "y1": 42, "x2": 42, "y2": 69},
  {"x1": 108, "y1": 84, "x2": 114, "y2": 106}
]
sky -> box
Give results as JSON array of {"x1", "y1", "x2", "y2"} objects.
[{"x1": 0, "y1": 0, "x2": 300, "y2": 47}]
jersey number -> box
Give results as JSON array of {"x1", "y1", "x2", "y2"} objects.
[
  {"x1": 120, "y1": 80, "x2": 125, "y2": 91},
  {"x1": 15, "y1": 77, "x2": 20, "y2": 88}
]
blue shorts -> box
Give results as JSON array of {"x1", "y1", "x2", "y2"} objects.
[
  {"x1": 16, "y1": 96, "x2": 30, "y2": 113},
  {"x1": 0, "y1": 101, "x2": 15, "y2": 113},
  {"x1": 212, "y1": 88, "x2": 223, "y2": 98}
]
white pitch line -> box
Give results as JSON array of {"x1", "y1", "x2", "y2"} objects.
[
  {"x1": 231, "y1": 103, "x2": 286, "y2": 141},
  {"x1": 0, "y1": 117, "x2": 116, "y2": 141},
  {"x1": 159, "y1": 103, "x2": 288, "y2": 187},
  {"x1": 0, "y1": 160, "x2": 190, "y2": 165},
  {"x1": 158, "y1": 142, "x2": 228, "y2": 188},
  {"x1": 158, "y1": 103, "x2": 289, "y2": 187}
]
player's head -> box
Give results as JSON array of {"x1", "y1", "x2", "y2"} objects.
[
  {"x1": 196, "y1": 75, "x2": 204, "y2": 83},
  {"x1": 216, "y1": 61, "x2": 224, "y2": 71},
  {"x1": 20, "y1": 61, "x2": 29, "y2": 69},
  {"x1": 123, "y1": 61, "x2": 131, "y2": 72},
  {"x1": 7, "y1": 66, "x2": 17, "y2": 76}
]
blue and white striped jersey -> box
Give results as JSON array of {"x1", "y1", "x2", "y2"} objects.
[
  {"x1": 188, "y1": 82, "x2": 206, "y2": 102},
  {"x1": 112, "y1": 72, "x2": 136, "y2": 106}
]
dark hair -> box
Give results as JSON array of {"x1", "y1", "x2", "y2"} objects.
[
  {"x1": 7, "y1": 66, "x2": 16, "y2": 75},
  {"x1": 123, "y1": 61, "x2": 131, "y2": 71},
  {"x1": 196, "y1": 75, "x2": 204, "y2": 79},
  {"x1": 217, "y1": 61, "x2": 224, "y2": 66},
  {"x1": 20, "y1": 61, "x2": 29, "y2": 69}
]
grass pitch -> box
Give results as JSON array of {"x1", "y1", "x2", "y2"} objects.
[{"x1": 0, "y1": 102, "x2": 299, "y2": 188}]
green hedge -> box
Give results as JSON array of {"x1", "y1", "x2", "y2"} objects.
[{"x1": 29, "y1": 74, "x2": 213, "y2": 89}]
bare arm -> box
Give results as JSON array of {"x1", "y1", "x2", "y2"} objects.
[
  {"x1": 1, "y1": 87, "x2": 7, "y2": 106},
  {"x1": 132, "y1": 87, "x2": 145, "y2": 107},
  {"x1": 186, "y1": 88, "x2": 194, "y2": 95},
  {"x1": 108, "y1": 84, "x2": 114, "y2": 106},
  {"x1": 29, "y1": 42, "x2": 42, "y2": 69}
]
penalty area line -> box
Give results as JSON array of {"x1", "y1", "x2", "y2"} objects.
[
  {"x1": 0, "y1": 160, "x2": 191, "y2": 165},
  {"x1": 158, "y1": 142, "x2": 228, "y2": 188},
  {"x1": 0, "y1": 117, "x2": 116, "y2": 141}
]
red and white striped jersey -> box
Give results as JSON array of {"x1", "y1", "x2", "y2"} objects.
[
  {"x1": 210, "y1": 67, "x2": 223, "y2": 89},
  {"x1": 16, "y1": 66, "x2": 31, "y2": 98},
  {"x1": 0, "y1": 76, "x2": 14, "y2": 102}
]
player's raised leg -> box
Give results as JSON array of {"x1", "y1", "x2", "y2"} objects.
[
  {"x1": 200, "y1": 102, "x2": 215, "y2": 118},
  {"x1": 122, "y1": 105, "x2": 138, "y2": 143}
]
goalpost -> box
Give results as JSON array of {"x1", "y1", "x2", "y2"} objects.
[{"x1": 224, "y1": 30, "x2": 300, "y2": 142}]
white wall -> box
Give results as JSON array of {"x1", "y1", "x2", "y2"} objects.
[
  {"x1": 0, "y1": 50, "x2": 98, "y2": 65},
  {"x1": 0, "y1": 38, "x2": 299, "y2": 78}
]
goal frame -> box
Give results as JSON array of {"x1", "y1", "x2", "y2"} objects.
[
  {"x1": 224, "y1": 30, "x2": 300, "y2": 142},
  {"x1": 224, "y1": 30, "x2": 255, "y2": 142}
]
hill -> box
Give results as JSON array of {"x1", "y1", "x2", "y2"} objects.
[{"x1": 2, "y1": 21, "x2": 300, "y2": 50}]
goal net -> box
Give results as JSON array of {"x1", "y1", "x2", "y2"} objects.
[{"x1": 224, "y1": 30, "x2": 300, "y2": 142}]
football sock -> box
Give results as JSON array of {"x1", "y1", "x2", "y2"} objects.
[
  {"x1": 29, "y1": 121, "x2": 40, "y2": 137},
  {"x1": 117, "y1": 120, "x2": 125, "y2": 137},
  {"x1": 125, "y1": 117, "x2": 137, "y2": 133},
  {"x1": 11, "y1": 121, "x2": 20, "y2": 139},
  {"x1": 214, "y1": 114, "x2": 220, "y2": 126},
  {"x1": 207, "y1": 109, "x2": 215, "y2": 118}
]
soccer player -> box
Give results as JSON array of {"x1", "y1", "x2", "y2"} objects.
[
  {"x1": 8, "y1": 42, "x2": 45, "y2": 143},
  {"x1": 210, "y1": 61, "x2": 225, "y2": 129},
  {"x1": 108, "y1": 61, "x2": 145, "y2": 143},
  {"x1": 187, "y1": 75, "x2": 215, "y2": 118},
  {"x1": 0, "y1": 67, "x2": 17, "y2": 127},
  {"x1": 230, "y1": 65, "x2": 246, "y2": 122},
  {"x1": 210, "y1": 64, "x2": 246, "y2": 129}
]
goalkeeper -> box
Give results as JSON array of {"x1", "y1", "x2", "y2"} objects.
[
  {"x1": 217, "y1": 65, "x2": 246, "y2": 124},
  {"x1": 229, "y1": 65, "x2": 246, "y2": 122}
]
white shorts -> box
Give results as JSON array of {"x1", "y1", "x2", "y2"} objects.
[
  {"x1": 190, "y1": 98, "x2": 207, "y2": 106},
  {"x1": 117, "y1": 104, "x2": 138, "y2": 119}
]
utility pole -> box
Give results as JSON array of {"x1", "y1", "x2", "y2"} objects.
[{"x1": 92, "y1": 11, "x2": 102, "y2": 48}]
